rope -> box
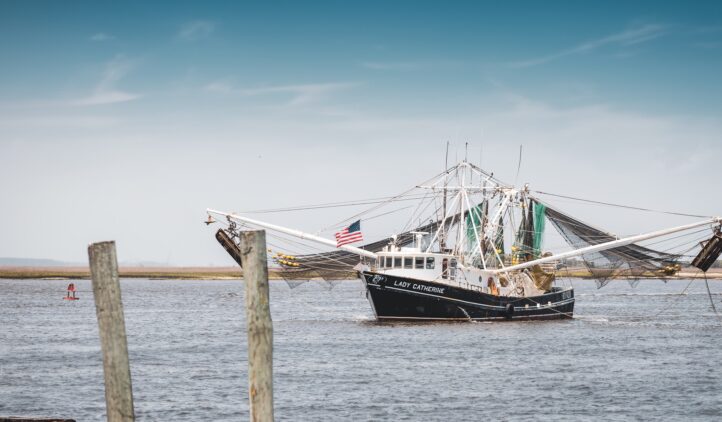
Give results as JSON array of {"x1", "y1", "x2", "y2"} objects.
[
  {"x1": 320, "y1": 165, "x2": 464, "y2": 233},
  {"x1": 703, "y1": 271, "x2": 722, "y2": 325},
  {"x1": 534, "y1": 190, "x2": 712, "y2": 219},
  {"x1": 652, "y1": 278, "x2": 695, "y2": 317},
  {"x1": 238, "y1": 193, "x2": 431, "y2": 214}
]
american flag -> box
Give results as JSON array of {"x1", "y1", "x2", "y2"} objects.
[{"x1": 335, "y1": 220, "x2": 363, "y2": 247}]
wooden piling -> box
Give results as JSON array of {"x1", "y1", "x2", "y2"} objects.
[
  {"x1": 238, "y1": 230, "x2": 274, "y2": 422},
  {"x1": 88, "y1": 241, "x2": 135, "y2": 422}
]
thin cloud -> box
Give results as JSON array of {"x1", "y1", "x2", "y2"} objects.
[
  {"x1": 204, "y1": 81, "x2": 357, "y2": 106},
  {"x1": 243, "y1": 83, "x2": 356, "y2": 105},
  {"x1": 4, "y1": 56, "x2": 141, "y2": 108},
  {"x1": 0, "y1": 115, "x2": 119, "y2": 128},
  {"x1": 695, "y1": 25, "x2": 722, "y2": 34},
  {"x1": 363, "y1": 61, "x2": 426, "y2": 70},
  {"x1": 204, "y1": 80, "x2": 235, "y2": 94},
  {"x1": 694, "y1": 41, "x2": 722, "y2": 49},
  {"x1": 361, "y1": 60, "x2": 462, "y2": 71},
  {"x1": 71, "y1": 55, "x2": 141, "y2": 105},
  {"x1": 90, "y1": 33, "x2": 115, "y2": 41},
  {"x1": 178, "y1": 20, "x2": 216, "y2": 40},
  {"x1": 70, "y1": 90, "x2": 140, "y2": 106},
  {"x1": 510, "y1": 24, "x2": 668, "y2": 68}
]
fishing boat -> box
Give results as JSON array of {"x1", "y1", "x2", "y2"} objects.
[{"x1": 207, "y1": 159, "x2": 721, "y2": 321}]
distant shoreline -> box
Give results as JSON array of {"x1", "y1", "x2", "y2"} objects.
[
  {"x1": 0, "y1": 266, "x2": 720, "y2": 281},
  {"x1": 0, "y1": 266, "x2": 250, "y2": 280}
]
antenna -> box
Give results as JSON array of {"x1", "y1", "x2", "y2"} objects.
[
  {"x1": 514, "y1": 145, "x2": 523, "y2": 186},
  {"x1": 465, "y1": 141, "x2": 468, "y2": 162},
  {"x1": 441, "y1": 141, "x2": 449, "y2": 250},
  {"x1": 445, "y1": 141, "x2": 449, "y2": 172}
]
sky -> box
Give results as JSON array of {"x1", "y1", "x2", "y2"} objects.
[{"x1": 1, "y1": 0, "x2": 721, "y2": 266}]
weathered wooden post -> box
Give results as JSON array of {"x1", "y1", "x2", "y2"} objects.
[
  {"x1": 88, "y1": 241, "x2": 135, "y2": 422},
  {"x1": 238, "y1": 230, "x2": 274, "y2": 422}
]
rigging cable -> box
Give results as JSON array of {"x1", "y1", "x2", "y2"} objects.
[
  {"x1": 318, "y1": 164, "x2": 466, "y2": 233},
  {"x1": 703, "y1": 271, "x2": 722, "y2": 325},
  {"x1": 514, "y1": 145, "x2": 523, "y2": 186},
  {"x1": 533, "y1": 191, "x2": 712, "y2": 219},
  {"x1": 238, "y1": 193, "x2": 432, "y2": 214},
  {"x1": 360, "y1": 206, "x2": 414, "y2": 224},
  {"x1": 649, "y1": 268, "x2": 721, "y2": 326},
  {"x1": 652, "y1": 278, "x2": 696, "y2": 318}
]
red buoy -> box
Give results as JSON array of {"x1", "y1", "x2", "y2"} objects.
[{"x1": 63, "y1": 283, "x2": 79, "y2": 301}]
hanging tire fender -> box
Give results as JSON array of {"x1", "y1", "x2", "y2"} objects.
[{"x1": 505, "y1": 303, "x2": 515, "y2": 319}]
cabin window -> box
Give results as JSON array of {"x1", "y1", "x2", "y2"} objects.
[
  {"x1": 449, "y1": 259, "x2": 457, "y2": 279},
  {"x1": 381, "y1": 257, "x2": 387, "y2": 268},
  {"x1": 426, "y1": 257, "x2": 435, "y2": 269},
  {"x1": 442, "y1": 258, "x2": 448, "y2": 279},
  {"x1": 415, "y1": 257, "x2": 425, "y2": 269},
  {"x1": 394, "y1": 257, "x2": 402, "y2": 268},
  {"x1": 404, "y1": 257, "x2": 413, "y2": 269}
]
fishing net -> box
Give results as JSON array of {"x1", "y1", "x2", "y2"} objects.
[
  {"x1": 532, "y1": 202, "x2": 546, "y2": 258},
  {"x1": 465, "y1": 201, "x2": 486, "y2": 250},
  {"x1": 512, "y1": 200, "x2": 536, "y2": 264},
  {"x1": 274, "y1": 205, "x2": 481, "y2": 288},
  {"x1": 541, "y1": 202, "x2": 681, "y2": 288}
]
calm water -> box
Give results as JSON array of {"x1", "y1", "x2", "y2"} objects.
[{"x1": 1, "y1": 278, "x2": 721, "y2": 421}]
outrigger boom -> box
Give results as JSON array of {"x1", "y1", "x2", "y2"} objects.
[
  {"x1": 206, "y1": 208, "x2": 379, "y2": 259},
  {"x1": 492, "y1": 217, "x2": 722, "y2": 274},
  {"x1": 207, "y1": 209, "x2": 720, "y2": 273}
]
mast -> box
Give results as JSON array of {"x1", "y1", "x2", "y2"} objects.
[
  {"x1": 424, "y1": 188, "x2": 462, "y2": 253},
  {"x1": 462, "y1": 185, "x2": 486, "y2": 269},
  {"x1": 456, "y1": 162, "x2": 464, "y2": 256},
  {"x1": 479, "y1": 189, "x2": 513, "y2": 268},
  {"x1": 440, "y1": 141, "x2": 449, "y2": 252}
]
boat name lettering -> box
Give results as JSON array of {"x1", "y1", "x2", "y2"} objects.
[{"x1": 393, "y1": 280, "x2": 445, "y2": 294}]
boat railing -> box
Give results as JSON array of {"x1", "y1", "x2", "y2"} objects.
[{"x1": 441, "y1": 278, "x2": 485, "y2": 294}]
